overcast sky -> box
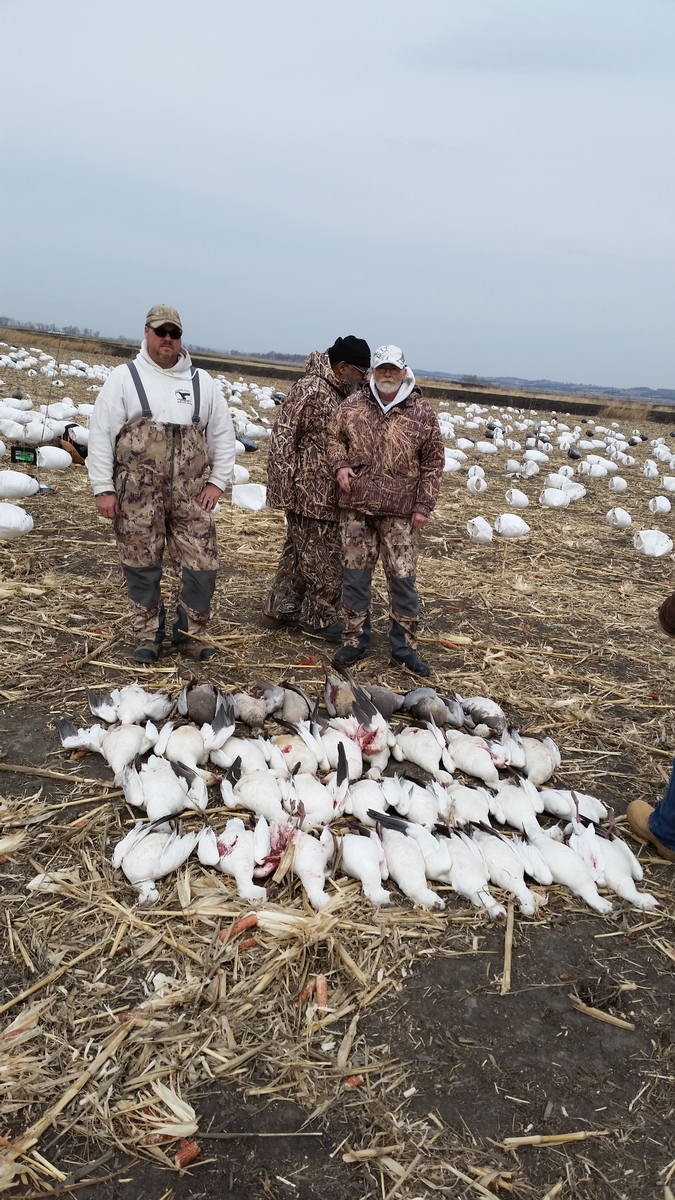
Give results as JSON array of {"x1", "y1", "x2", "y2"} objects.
[{"x1": 2, "y1": 0, "x2": 674, "y2": 388}]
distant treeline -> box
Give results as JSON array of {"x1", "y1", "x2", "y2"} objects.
[
  {"x1": 2, "y1": 315, "x2": 672, "y2": 401},
  {"x1": 0, "y1": 315, "x2": 101, "y2": 338},
  {"x1": 186, "y1": 345, "x2": 306, "y2": 364}
]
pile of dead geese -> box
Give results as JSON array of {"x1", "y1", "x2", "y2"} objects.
[{"x1": 55, "y1": 676, "x2": 657, "y2": 917}]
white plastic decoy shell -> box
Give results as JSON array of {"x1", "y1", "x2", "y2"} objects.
[
  {"x1": 504, "y1": 488, "x2": 529, "y2": 508},
  {"x1": 0, "y1": 502, "x2": 34, "y2": 539},
  {"x1": 494, "y1": 513, "x2": 530, "y2": 538},
  {"x1": 36, "y1": 446, "x2": 72, "y2": 470},
  {"x1": 649, "y1": 496, "x2": 671, "y2": 514},
  {"x1": 231, "y1": 483, "x2": 267, "y2": 511},
  {"x1": 0, "y1": 471, "x2": 39, "y2": 498},
  {"x1": 633, "y1": 529, "x2": 673, "y2": 557},
  {"x1": 466, "y1": 516, "x2": 493, "y2": 543},
  {"x1": 606, "y1": 507, "x2": 632, "y2": 529},
  {"x1": 539, "y1": 488, "x2": 570, "y2": 508}
]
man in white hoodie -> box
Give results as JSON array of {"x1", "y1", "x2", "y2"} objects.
[{"x1": 87, "y1": 305, "x2": 236, "y2": 663}]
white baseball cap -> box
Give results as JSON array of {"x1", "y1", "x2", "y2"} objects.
[{"x1": 372, "y1": 344, "x2": 406, "y2": 369}]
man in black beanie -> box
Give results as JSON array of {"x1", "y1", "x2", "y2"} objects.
[{"x1": 265, "y1": 336, "x2": 371, "y2": 639}]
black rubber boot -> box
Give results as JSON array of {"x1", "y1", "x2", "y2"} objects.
[
  {"x1": 131, "y1": 604, "x2": 165, "y2": 663},
  {"x1": 262, "y1": 613, "x2": 303, "y2": 633},
  {"x1": 304, "y1": 620, "x2": 345, "y2": 644},
  {"x1": 333, "y1": 617, "x2": 371, "y2": 666},
  {"x1": 389, "y1": 620, "x2": 430, "y2": 677},
  {"x1": 172, "y1": 606, "x2": 216, "y2": 661},
  {"x1": 133, "y1": 641, "x2": 160, "y2": 664}
]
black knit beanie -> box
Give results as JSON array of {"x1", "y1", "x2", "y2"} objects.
[{"x1": 328, "y1": 335, "x2": 371, "y2": 371}]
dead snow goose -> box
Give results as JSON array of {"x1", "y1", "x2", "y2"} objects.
[
  {"x1": 444, "y1": 731, "x2": 499, "y2": 789},
  {"x1": 339, "y1": 828, "x2": 391, "y2": 905},
  {"x1": 521, "y1": 735, "x2": 561, "y2": 786},
  {"x1": 87, "y1": 684, "x2": 174, "y2": 726},
  {"x1": 111, "y1": 820, "x2": 199, "y2": 907},
  {"x1": 221, "y1": 765, "x2": 290, "y2": 825},
  {"x1": 523, "y1": 821, "x2": 613, "y2": 915},
  {"x1": 121, "y1": 754, "x2": 208, "y2": 819},
  {"x1": 197, "y1": 816, "x2": 269, "y2": 902},
  {"x1": 379, "y1": 823, "x2": 445, "y2": 910},
  {"x1": 472, "y1": 828, "x2": 538, "y2": 916}
]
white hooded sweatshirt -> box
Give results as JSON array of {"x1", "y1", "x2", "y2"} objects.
[{"x1": 87, "y1": 342, "x2": 236, "y2": 495}]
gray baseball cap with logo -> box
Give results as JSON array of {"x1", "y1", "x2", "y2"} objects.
[{"x1": 145, "y1": 304, "x2": 183, "y2": 332}]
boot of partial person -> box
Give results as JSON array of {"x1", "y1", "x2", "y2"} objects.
[
  {"x1": 389, "y1": 619, "x2": 430, "y2": 678},
  {"x1": 658, "y1": 591, "x2": 675, "y2": 637},
  {"x1": 132, "y1": 603, "x2": 165, "y2": 664},
  {"x1": 171, "y1": 605, "x2": 216, "y2": 662},
  {"x1": 333, "y1": 615, "x2": 371, "y2": 667},
  {"x1": 626, "y1": 800, "x2": 675, "y2": 862}
]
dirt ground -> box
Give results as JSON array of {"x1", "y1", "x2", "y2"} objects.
[{"x1": 0, "y1": 331, "x2": 674, "y2": 1200}]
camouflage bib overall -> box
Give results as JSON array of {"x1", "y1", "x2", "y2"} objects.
[{"x1": 113, "y1": 362, "x2": 219, "y2": 647}]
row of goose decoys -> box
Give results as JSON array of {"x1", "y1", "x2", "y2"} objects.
[{"x1": 55, "y1": 677, "x2": 657, "y2": 915}]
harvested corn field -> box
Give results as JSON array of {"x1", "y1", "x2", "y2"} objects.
[{"x1": 0, "y1": 330, "x2": 674, "y2": 1200}]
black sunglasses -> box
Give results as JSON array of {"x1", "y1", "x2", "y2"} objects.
[{"x1": 152, "y1": 325, "x2": 182, "y2": 339}]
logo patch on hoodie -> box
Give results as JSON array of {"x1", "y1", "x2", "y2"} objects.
[{"x1": 175, "y1": 388, "x2": 192, "y2": 405}]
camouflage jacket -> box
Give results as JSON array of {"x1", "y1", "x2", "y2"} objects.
[
  {"x1": 266, "y1": 351, "x2": 352, "y2": 520},
  {"x1": 326, "y1": 385, "x2": 444, "y2": 518}
]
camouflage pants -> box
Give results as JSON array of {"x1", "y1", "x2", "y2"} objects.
[
  {"x1": 113, "y1": 418, "x2": 219, "y2": 644},
  {"x1": 340, "y1": 511, "x2": 420, "y2": 651},
  {"x1": 264, "y1": 512, "x2": 342, "y2": 629}
]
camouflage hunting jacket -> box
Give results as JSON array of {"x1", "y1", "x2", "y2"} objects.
[
  {"x1": 266, "y1": 351, "x2": 352, "y2": 520},
  {"x1": 326, "y1": 385, "x2": 444, "y2": 518}
]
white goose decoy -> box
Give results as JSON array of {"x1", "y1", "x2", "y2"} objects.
[
  {"x1": 292, "y1": 826, "x2": 334, "y2": 909},
  {"x1": 379, "y1": 824, "x2": 445, "y2": 910},
  {"x1": 521, "y1": 736, "x2": 561, "y2": 786},
  {"x1": 197, "y1": 815, "x2": 270, "y2": 902},
  {"x1": 523, "y1": 821, "x2": 614, "y2": 914},
  {"x1": 56, "y1": 718, "x2": 159, "y2": 784},
  {"x1": 121, "y1": 755, "x2": 208, "y2": 820},
  {"x1": 444, "y1": 731, "x2": 499, "y2": 789},
  {"x1": 339, "y1": 829, "x2": 391, "y2": 905},
  {"x1": 472, "y1": 828, "x2": 539, "y2": 916},
  {"x1": 87, "y1": 685, "x2": 174, "y2": 726},
  {"x1": 221, "y1": 766, "x2": 290, "y2": 825},
  {"x1": 111, "y1": 820, "x2": 200, "y2": 907}
]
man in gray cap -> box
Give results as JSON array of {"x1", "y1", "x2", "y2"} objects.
[
  {"x1": 87, "y1": 305, "x2": 236, "y2": 663},
  {"x1": 265, "y1": 335, "x2": 371, "y2": 640},
  {"x1": 327, "y1": 344, "x2": 444, "y2": 677}
]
